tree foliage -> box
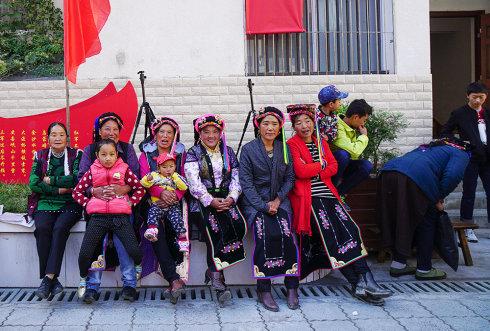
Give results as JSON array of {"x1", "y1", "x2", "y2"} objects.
[{"x1": 0, "y1": 0, "x2": 63, "y2": 79}]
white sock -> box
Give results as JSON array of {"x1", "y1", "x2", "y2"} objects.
[
  {"x1": 416, "y1": 269, "x2": 430, "y2": 273},
  {"x1": 391, "y1": 261, "x2": 406, "y2": 269}
]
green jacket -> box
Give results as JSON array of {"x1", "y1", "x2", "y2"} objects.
[
  {"x1": 331, "y1": 117, "x2": 369, "y2": 160},
  {"x1": 29, "y1": 149, "x2": 82, "y2": 211}
]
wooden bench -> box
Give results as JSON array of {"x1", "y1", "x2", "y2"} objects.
[{"x1": 451, "y1": 221, "x2": 480, "y2": 266}]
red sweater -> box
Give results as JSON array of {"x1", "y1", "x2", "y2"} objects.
[{"x1": 287, "y1": 134, "x2": 341, "y2": 235}]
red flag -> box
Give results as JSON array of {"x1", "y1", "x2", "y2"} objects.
[
  {"x1": 64, "y1": 0, "x2": 111, "y2": 83},
  {"x1": 246, "y1": 0, "x2": 304, "y2": 35}
]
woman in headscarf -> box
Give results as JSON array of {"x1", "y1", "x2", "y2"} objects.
[
  {"x1": 239, "y1": 107, "x2": 299, "y2": 312},
  {"x1": 29, "y1": 122, "x2": 83, "y2": 299},
  {"x1": 286, "y1": 104, "x2": 390, "y2": 305},
  {"x1": 139, "y1": 116, "x2": 187, "y2": 303},
  {"x1": 184, "y1": 114, "x2": 246, "y2": 306},
  {"x1": 77, "y1": 112, "x2": 140, "y2": 303}
]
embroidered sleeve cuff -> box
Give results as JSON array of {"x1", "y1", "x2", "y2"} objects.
[
  {"x1": 200, "y1": 194, "x2": 214, "y2": 207},
  {"x1": 228, "y1": 191, "x2": 240, "y2": 204}
]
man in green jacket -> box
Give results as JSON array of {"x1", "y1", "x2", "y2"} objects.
[{"x1": 331, "y1": 99, "x2": 373, "y2": 196}]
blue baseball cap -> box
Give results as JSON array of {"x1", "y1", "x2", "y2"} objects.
[{"x1": 318, "y1": 85, "x2": 349, "y2": 105}]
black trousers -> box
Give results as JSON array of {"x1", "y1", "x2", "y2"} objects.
[
  {"x1": 460, "y1": 161, "x2": 490, "y2": 222},
  {"x1": 257, "y1": 277, "x2": 299, "y2": 293},
  {"x1": 392, "y1": 206, "x2": 438, "y2": 271},
  {"x1": 151, "y1": 219, "x2": 180, "y2": 283},
  {"x1": 34, "y1": 205, "x2": 81, "y2": 279},
  {"x1": 338, "y1": 258, "x2": 370, "y2": 285},
  {"x1": 79, "y1": 214, "x2": 142, "y2": 278}
]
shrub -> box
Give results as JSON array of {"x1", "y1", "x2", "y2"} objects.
[
  {"x1": 0, "y1": 183, "x2": 30, "y2": 213},
  {"x1": 0, "y1": 0, "x2": 63, "y2": 79}
]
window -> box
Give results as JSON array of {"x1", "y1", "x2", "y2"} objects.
[{"x1": 246, "y1": 0, "x2": 395, "y2": 75}]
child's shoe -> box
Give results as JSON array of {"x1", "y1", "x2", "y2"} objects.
[
  {"x1": 89, "y1": 254, "x2": 106, "y2": 271},
  {"x1": 178, "y1": 239, "x2": 190, "y2": 252},
  {"x1": 144, "y1": 227, "x2": 159, "y2": 242},
  {"x1": 135, "y1": 264, "x2": 142, "y2": 281},
  {"x1": 77, "y1": 277, "x2": 87, "y2": 298}
]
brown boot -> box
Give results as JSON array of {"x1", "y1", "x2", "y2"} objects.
[
  {"x1": 204, "y1": 269, "x2": 226, "y2": 291},
  {"x1": 166, "y1": 278, "x2": 186, "y2": 304},
  {"x1": 258, "y1": 291, "x2": 279, "y2": 312},
  {"x1": 286, "y1": 288, "x2": 299, "y2": 310}
]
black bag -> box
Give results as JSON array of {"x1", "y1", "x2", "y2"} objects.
[{"x1": 434, "y1": 211, "x2": 459, "y2": 271}]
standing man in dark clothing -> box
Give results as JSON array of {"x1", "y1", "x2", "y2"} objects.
[{"x1": 441, "y1": 82, "x2": 489, "y2": 243}]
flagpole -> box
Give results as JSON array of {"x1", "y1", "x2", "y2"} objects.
[{"x1": 65, "y1": 76, "x2": 71, "y2": 145}]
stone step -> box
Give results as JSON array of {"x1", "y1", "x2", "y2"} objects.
[
  {"x1": 446, "y1": 209, "x2": 489, "y2": 228},
  {"x1": 445, "y1": 191, "x2": 487, "y2": 210}
]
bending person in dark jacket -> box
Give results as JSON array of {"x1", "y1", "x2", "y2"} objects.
[
  {"x1": 441, "y1": 82, "x2": 489, "y2": 243},
  {"x1": 378, "y1": 138, "x2": 470, "y2": 280}
]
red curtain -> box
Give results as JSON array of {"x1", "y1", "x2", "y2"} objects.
[
  {"x1": 246, "y1": 0, "x2": 304, "y2": 35},
  {"x1": 64, "y1": 0, "x2": 111, "y2": 83}
]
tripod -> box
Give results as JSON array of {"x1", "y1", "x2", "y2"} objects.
[
  {"x1": 236, "y1": 79, "x2": 256, "y2": 155},
  {"x1": 131, "y1": 71, "x2": 156, "y2": 145}
]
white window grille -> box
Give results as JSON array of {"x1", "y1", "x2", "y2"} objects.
[{"x1": 246, "y1": 0, "x2": 395, "y2": 75}]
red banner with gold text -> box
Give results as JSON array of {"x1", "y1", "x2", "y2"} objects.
[{"x1": 0, "y1": 81, "x2": 137, "y2": 184}]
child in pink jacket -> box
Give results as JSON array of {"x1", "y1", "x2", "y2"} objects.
[{"x1": 73, "y1": 139, "x2": 145, "y2": 294}]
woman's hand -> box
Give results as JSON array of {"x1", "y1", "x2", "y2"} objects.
[
  {"x1": 92, "y1": 186, "x2": 113, "y2": 201},
  {"x1": 43, "y1": 176, "x2": 51, "y2": 185},
  {"x1": 435, "y1": 200, "x2": 444, "y2": 212},
  {"x1": 221, "y1": 197, "x2": 234, "y2": 209},
  {"x1": 267, "y1": 197, "x2": 281, "y2": 215},
  {"x1": 210, "y1": 198, "x2": 223, "y2": 210},
  {"x1": 58, "y1": 188, "x2": 71, "y2": 195},
  {"x1": 154, "y1": 190, "x2": 178, "y2": 209},
  {"x1": 111, "y1": 184, "x2": 131, "y2": 196}
]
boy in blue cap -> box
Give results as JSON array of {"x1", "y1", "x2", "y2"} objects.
[{"x1": 317, "y1": 85, "x2": 349, "y2": 142}]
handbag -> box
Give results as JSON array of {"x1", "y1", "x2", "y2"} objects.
[{"x1": 434, "y1": 211, "x2": 459, "y2": 271}]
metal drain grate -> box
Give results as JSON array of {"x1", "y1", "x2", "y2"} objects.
[
  {"x1": 3, "y1": 280, "x2": 490, "y2": 304},
  {"x1": 0, "y1": 288, "x2": 19, "y2": 304}
]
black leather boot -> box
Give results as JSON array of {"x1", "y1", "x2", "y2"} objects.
[
  {"x1": 258, "y1": 291, "x2": 279, "y2": 312},
  {"x1": 204, "y1": 269, "x2": 231, "y2": 306},
  {"x1": 354, "y1": 272, "x2": 392, "y2": 299},
  {"x1": 286, "y1": 288, "x2": 299, "y2": 310},
  {"x1": 51, "y1": 278, "x2": 64, "y2": 296}
]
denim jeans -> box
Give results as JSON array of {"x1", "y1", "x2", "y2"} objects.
[
  {"x1": 86, "y1": 215, "x2": 137, "y2": 291},
  {"x1": 332, "y1": 150, "x2": 373, "y2": 195}
]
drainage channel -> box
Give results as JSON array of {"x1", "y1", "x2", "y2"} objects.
[{"x1": 2, "y1": 280, "x2": 490, "y2": 304}]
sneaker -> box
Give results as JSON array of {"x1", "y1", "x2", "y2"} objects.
[
  {"x1": 83, "y1": 289, "x2": 97, "y2": 304},
  {"x1": 121, "y1": 286, "x2": 137, "y2": 302},
  {"x1": 389, "y1": 264, "x2": 416, "y2": 277},
  {"x1": 135, "y1": 265, "x2": 142, "y2": 281},
  {"x1": 178, "y1": 240, "x2": 190, "y2": 252},
  {"x1": 77, "y1": 277, "x2": 87, "y2": 298},
  {"x1": 415, "y1": 268, "x2": 446, "y2": 281},
  {"x1": 50, "y1": 278, "x2": 64, "y2": 296},
  {"x1": 465, "y1": 229, "x2": 478, "y2": 243},
  {"x1": 35, "y1": 276, "x2": 52, "y2": 299}
]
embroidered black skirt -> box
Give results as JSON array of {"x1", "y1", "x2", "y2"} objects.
[
  {"x1": 252, "y1": 208, "x2": 299, "y2": 279},
  {"x1": 299, "y1": 197, "x2": 368, "y2": 280}
]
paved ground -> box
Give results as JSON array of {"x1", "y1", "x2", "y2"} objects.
[{"x1": 1, "y1": 228, "x2": 489, "y2": 331}]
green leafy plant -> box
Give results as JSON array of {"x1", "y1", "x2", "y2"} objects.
[
  {"x1": 337, "y1": 102, "x2": 408, "y2": 171},
  {"x1": 0, "y1": 183, "x2": 30, "y2": 213},
  {"x1": 363, "y1": 111, "x2": 408, "y2": 171},
  {"x1": 0, "y1": 0, "x2": 63, "y2": 79}
]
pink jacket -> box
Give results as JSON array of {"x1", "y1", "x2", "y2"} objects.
[{"x1": 73, "y1": 158, "x2": 145, "y2": 215}]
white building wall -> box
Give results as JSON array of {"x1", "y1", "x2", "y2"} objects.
[
  {"x1": 430, "y1": 0, "x2": 490, "y2": 12},
  {"x1": 67, "y1": 0, "x2": 432, "y2": 78},
  {"x1": 0, "y1": 75, "x2": 432, "y2": 154},
  {"x1": 77, "y1": 0, "x2": 246, "y2": 79}
]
